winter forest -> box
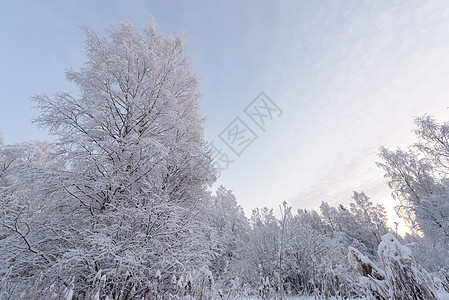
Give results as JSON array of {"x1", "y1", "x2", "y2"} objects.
[{"x1": 2, "y1": 22, "x2": 449, "y2": 300}]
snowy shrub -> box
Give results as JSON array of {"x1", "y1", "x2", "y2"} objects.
[
  {"x1": 348, "y1": 247, "x2": 388, "y2": 299},
  {"x1": 378, "y1": 233, "x2": 438, "y2": 300},
  {"x1": 350, "y1": 233, "x2": 439, "y2": 300}
]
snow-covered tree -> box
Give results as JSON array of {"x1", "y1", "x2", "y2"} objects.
[
  {"x1": 378, "y1": 115, "x2": 449, "y2": 246},
  {"x1": 0, "y1": 141, "x2": 65, "y2": 298},
  {"x1": 376, "y1": 114, "x2": 449, "y2": 292},
  {"x1": 320, "y1": 196, "x2": 387, "y2": 259},
  {"x1": 2, "y1": 22, "x2": 216, "y2": 299},
  {"x1": 283, "y1": 209, "x2": 357, "y2": 298},
  {"x1": 34, "y1": 21, "x2": 215, "y2": 217},
  {"x1": 246, "y1": 207, "x2": 280, "y2": 297},
  {"x1": 378, "y1": 116, "x2": 449, "y2": 280},
  {"x1": 319, "y1": 201, "x2": 339, "y2": 234},
  {"x1": 350, "y1": 191, "x2": 388, "y2": 254},
  {"x1": 277, "y1": 201, "x2": 291, "y2": 299},
  {"x1": 377, "y1": 147, "x2": 443, "y2": 236},
  {"x1": 208, "y1": 186, "x2": 250, "y2": 290}
]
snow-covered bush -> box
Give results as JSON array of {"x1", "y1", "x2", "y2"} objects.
[
  {"x1": 350, "y1": 233, "x2": 438, "y2": 300},
  {"x1": 348, "y1": 247, "x2": 388, "y2": 299},
  {"x1": 378, "y1": 233, "x2": 437, "y2": 300}
]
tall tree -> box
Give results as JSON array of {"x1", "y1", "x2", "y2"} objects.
[
  {"x1": 378, "y1": 115, "x2": 449, "y2": 279},
  {"x1": 3, "y1": 22, "x2": 216, "y2": 299},
  {"x1": 350, "y1": 191, "x2": 388, "y2": 251},
  {"x1": 208, "y1": 186, "x2": 250, "y2": 286},
  {"x1": 378, "y1": 124, "x2": 449, "y2": 245}
]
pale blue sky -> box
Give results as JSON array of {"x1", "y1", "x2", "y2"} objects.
[{"x1": 2, "y1": 1, "x2": 449, "y2": 231}]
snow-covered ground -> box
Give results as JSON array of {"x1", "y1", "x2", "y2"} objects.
[
  {"x1": 241, "y1": 293, "x2": 449, "y2": 300},
  {"x1": 438, "y1": 292, "x2": 449, "y2": 300}
]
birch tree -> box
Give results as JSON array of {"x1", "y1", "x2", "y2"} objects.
[{"x1": 3, "y1": 22, "x2": 216, "y2": 299}]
